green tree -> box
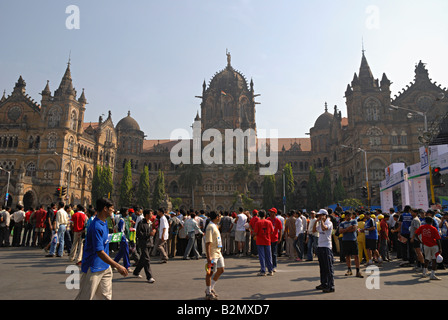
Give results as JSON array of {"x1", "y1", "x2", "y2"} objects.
[
  {"x1": 119, "y1": 160, "x2": 133, "y2": 208},
  {"x1": 341, "y1": 198, "x2": 363, "y2": 210},
  {"x1": 101, "y1": 165, "x2": 114, "y2": 199},
  {"x1": 152, "y1": 169, "x2": 166, "y2": 209},
  {"x1": 306, "y1": 166, "x2": 319, "y2": 211},
  {"x1": 170, "y1": 197, "x2": 183, "y2": 210},
  {"x1": 318, "y1": 166, "x2": 332, "y2": 207},
  {"x1": 333, "y1": 177, "x2": 347, "y2": 203},
  {"x1": 262, "y1": 175, "x2": 276, "y2": 209},
  {"x1": 283, "y1": 163, "x2": 295, "y2": 211},
  {"x1": 136, "y1": 165, "x2": 151, "y2": 209},
  {"x1": 178, "y1": 164, "x2": 202, "y2": 209},
  {"x1": 91, "y1": 165, "x2": 103, "y2": 205},
  {"x1": 233, "y1": 162, "x2": 255, "y2": 195}
]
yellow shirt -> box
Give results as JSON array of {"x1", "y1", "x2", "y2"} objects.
[{"x1": 357, "y1": 221, "x2": 365, "y2": 241}]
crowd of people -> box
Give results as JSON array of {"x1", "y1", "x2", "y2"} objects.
[{"x1": 0, "y1": 200, "x2": 447, "y2": 299}]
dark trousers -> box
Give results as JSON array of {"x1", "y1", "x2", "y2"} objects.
[
  {"x1": 134, "y1": 246, "x2": 153, "y2": 280},
  {"x1": 12, "y1": 222, "x2": 23, "y2": 246},
  {"x1": 317, "y1": 247, "x2": 334, "y2": 289},
  {"x1": 400, "y1": 233, "x2": 414, "y2": 264},
  {"x1": 0, "y1": 226, "x2": 10, "y2": 246},
  {"x1": 270, "y1": 241, "x2": 278, "y2": 268}
]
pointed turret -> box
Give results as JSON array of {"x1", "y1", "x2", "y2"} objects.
[
  {"x1": 194, "y1": 110, "x2": 201, "y2": 121},
  {"x1": 78, "y1": 88, "x2": 87, "y2": 104},
  {"x1": 358, "y1": 52, "x2": 377, "y2": 89},
  {"x1": 380, "y1": 72, "x2": 391, "y2": 91},
  {"x1": 41, "y1": 80, "x2": 51, "y2": 97},
  {"x1": 351, "y1": 73, "x2": 360, "y2": 91},
  {"x1": 414, "y1": 60, "x2": 430, "y2": 82},
  {"x1": 54, "y1": 61, "x2": 76, "y2": 98},
  {"x1": 13, "y1": 76, "x2": 26, "y2": 95},
  {"x1": 1, "y1": 90, "x2": 6, "y2": 103}
]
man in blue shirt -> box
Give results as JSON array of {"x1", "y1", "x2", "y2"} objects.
[
  {"x1": 339, "y1": 212, "x2": 363, "y2": 278},
  {"x1": 76, "y1": 198, "x2": 128, "y2": 300},
  {"x1": 398, "y1": 205, "x2": 415, "y2": 267},
  {"x1": 364, "y1": 213, "x2": 381, "y2": 266}
]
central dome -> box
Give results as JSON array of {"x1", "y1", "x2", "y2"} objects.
[
  {"x1": 313, "y1": 108, "x2": 334, "y2": 130},
  {"x1": 116, "y1": 111, "x2": 140, "y2": 131},
  {"x1": 208, "y1": 65, "x2": 249, "y2": 92}
]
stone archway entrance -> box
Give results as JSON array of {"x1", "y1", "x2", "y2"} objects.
[{"x1": 23, "y1": 191, "x2": 35, "y2": 211}]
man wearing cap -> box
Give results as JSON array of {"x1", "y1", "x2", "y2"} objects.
[
  {"x1": 313, "y1": 209, "x2": 335, "y2": 293},
  {"x1": 413, "y1": 216, "x2": 442, "y2": 280},
  {"x1": 339, "y1": 211, "x2": 363, "y2": 277},
  {"x1": 364, "y1": 213, "x2": 381, "y2": 266}
]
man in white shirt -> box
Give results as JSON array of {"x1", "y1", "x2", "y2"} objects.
[
  {"x1": 235, "y1": 208, "x2": 248, "y2": 257},
  {"x1": 157, "y1": 208, "x2": 169, "y2": 263},
  {"x1": 11, "y1": 205, "x2": 26, "y2": 246},
  {"x1": 294, "y1": 210, "x2": 307, "y2": 261},
  {"x1": 46, "y1": 202, "x2": 69, "y2": 257},
  {"x1": 313, "y1": 209, "x2": 335, "y2": 293}
]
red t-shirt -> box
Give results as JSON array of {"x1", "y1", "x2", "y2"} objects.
[
  {"x1": 71, "y1": 211, "x2": 87, "y2": 233},
  {"x1": 415, "y1": 224, "x2": 441, "y2": 247},
  {"x1": 254, "y1": 219, "x2": 274, "y2": 246},
  {"x1": 267, "y1": 216, "x2": 282, "y2": 242},
  {"x1": 25, "y1": 211, "x2": 33, "y2": 223},
  {"x1": 380, "y1": 219, "x2": 389, "y2": 240},
  {"x1": 34, "y1": 209, "x2": 47, "y2": 228},
  {"x1": 249, "y1": 216, "x2": 259, "y2": 233}
]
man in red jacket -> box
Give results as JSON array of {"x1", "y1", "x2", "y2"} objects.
[
  {"x1": 253, "y1": 210, "x2": 274, "y2": 276},
  {"x1": 267, "y1": 208, "x2": 283, "y2": 272}
]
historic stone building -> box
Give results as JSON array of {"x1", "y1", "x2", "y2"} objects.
[
  {"x1": 1, "y1": 52, "x2": 447, "y2": 210},
  {"x1": 0, "y1": 62, "x2": 117, "y2": 208}
]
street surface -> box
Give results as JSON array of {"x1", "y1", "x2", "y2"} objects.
[{"x1": 1, "y1": 246, "x2": 447, "y2": 302}]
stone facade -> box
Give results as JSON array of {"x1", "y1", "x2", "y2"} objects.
[{"x1": 1, "y1": 52, "x2": 447, "y2": 210}]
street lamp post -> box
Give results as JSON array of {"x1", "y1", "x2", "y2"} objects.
[{"x1": 0, "y1": 166, "x2": 11, "y2": 206}]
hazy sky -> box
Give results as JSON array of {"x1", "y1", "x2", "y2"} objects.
[{"x1": 1, "y1": 0, "x2": 448, "y2": 139}]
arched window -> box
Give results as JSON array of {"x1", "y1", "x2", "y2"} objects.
[
  {"x1": 364, "y1": 97, "x2": 381, "y2": 121},
  {"x1": 48, "y1": 107, "x2": 61, "y2": 128},
  {"x1": 70, "y1": 110, "x2": 77, "y2": 131},
  {"x1": 26, "y1": 162, "x2": 36, "y2": 177}
]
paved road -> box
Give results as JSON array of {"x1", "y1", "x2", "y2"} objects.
[{"x1": 1, "y1": 246, "x2": 447, "y2": 302}]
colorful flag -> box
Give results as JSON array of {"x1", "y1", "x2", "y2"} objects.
[{"x1": 221, "y1": 91, "x2": 227, "y2": 96}]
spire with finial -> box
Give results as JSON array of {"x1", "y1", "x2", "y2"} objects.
[
  {"x1": 1, "y1": 90, "x2": 6, "y2": 103},
  {"x1": 13, "y1": 76, "x2": 26, "y2": 95},
  {"x1": 55, "y1": 54, "x2": 76, "y2": 98},
  {"x1": 324, "y1": 102, "x2": 328, "y2": 113},
  {"x1": 358, "y1": 43, "x2": 378, "y2": 89},
  {"x1": 78, "y1": 88, "x2": 87, "y2": 104},
  {"x1": 42, "y1": 80, "x2": 51, "y2": 96}
]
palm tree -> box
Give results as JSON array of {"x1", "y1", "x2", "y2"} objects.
[{"x1": 178, "y1": 163, "x2": 203, "y2": 209}]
